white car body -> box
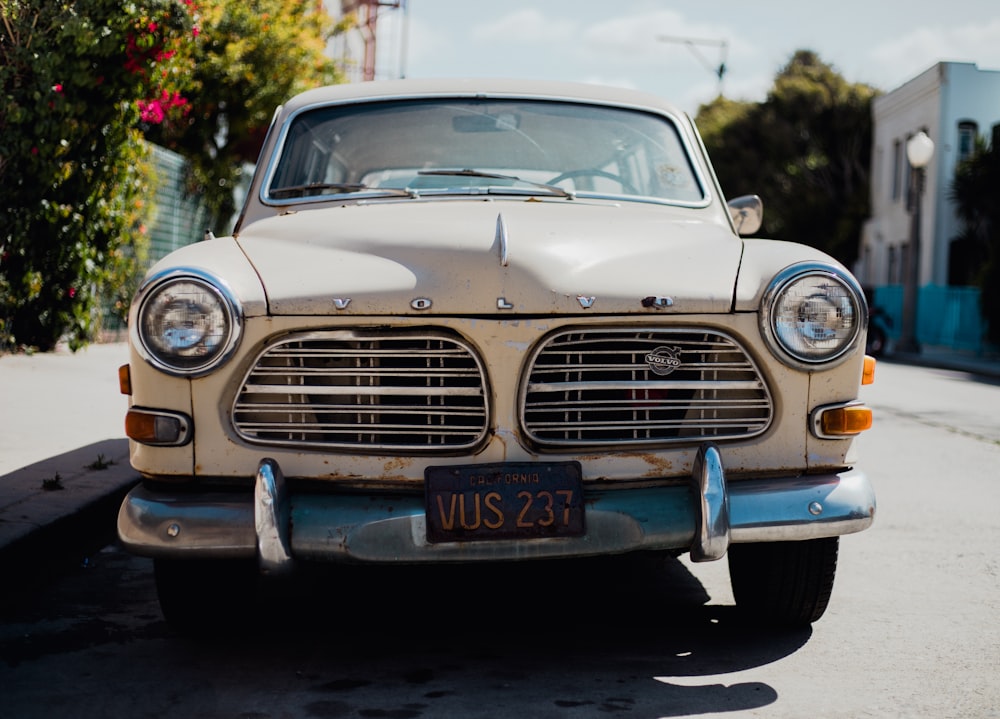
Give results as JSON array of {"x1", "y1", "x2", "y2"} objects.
[{"x1": 117, "y1": 79, "x2": 876, "y2": 629}]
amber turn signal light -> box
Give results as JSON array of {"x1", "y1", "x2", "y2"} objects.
[
  {"x1": 118, "y1": 364, "x2": 132, "y2": 395},
  {"x1": 815, "y1": 404, "x2": 873, "y2": 438},
  {"x1": 125, "y1": 408, "x2": 192, "y2": 446},
  {"x1": 862, "y1": 356, "x2": 876, "y2": 385}
]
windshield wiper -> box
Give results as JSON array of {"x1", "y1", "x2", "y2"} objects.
[
  {"x1": 417, "y1": 169, "x2": 575, "y2": 199},
  {"x1": 269, "y1": 182, "x2": 417, "y2": 199}
]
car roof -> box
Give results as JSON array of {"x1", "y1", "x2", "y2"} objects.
[{"x1": 280, "y1": 78, "x2": 688, "y2": 118}]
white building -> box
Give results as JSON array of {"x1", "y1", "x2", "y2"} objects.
[
  {"x1": 857, "y1": 62, "x2": 1000, "y2": 352},
  {"x1": 859, "y1": 61, "x2": 1000, "y2": 289}
]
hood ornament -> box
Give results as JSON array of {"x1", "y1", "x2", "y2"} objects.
[{"x1": 495, "y1": 213, "x2": 509, "y2": 267}]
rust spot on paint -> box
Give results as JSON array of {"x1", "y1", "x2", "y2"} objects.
[
  {"x1": 383, "y1": 457, "x2": 414, "y2": 473},
  {"x1": 633, "y1": 454, "x2": 676, "y2": 477}
]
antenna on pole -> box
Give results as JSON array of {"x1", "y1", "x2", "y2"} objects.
[{"x1": 657, "y1": 35, "x2": 728, "y2": 97}]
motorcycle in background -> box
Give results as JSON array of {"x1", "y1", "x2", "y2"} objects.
[{"x1": 867, "y1": 305, "x2": 893, "y2": 357}]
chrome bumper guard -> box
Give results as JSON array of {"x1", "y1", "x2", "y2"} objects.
[{"x1": 117, "y1": 444, "x2": 875, "y2": 571}]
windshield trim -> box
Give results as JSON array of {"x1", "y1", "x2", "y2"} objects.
[{"x1": 258, "y1": 94, "x2": 714, "y2": 211}]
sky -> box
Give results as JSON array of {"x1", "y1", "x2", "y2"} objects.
[{"x1": 364, "y1": 0, "x2": 1000, "y2": 115}]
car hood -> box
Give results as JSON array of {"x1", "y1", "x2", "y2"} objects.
[{"x1": 235, "y1": 200, "x2": 742, "y2": 315}]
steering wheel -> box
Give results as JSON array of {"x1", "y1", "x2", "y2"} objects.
[{"x1": 546, "y1": 169, "x2": 639, "y2": 195}]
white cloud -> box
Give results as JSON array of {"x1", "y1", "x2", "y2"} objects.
[
  {"x1": 384, "y1": 1, "x2": 1000, "y2": 114},
  {"x1": 470, "y1": 8, "x2": 577, "y2": 44},
  {"x1": 869, "y1": 18, "x2": 1000, "y2": 89},
  {"x1": 580, "y1": 10, "x2": 734, "y2": 69}
]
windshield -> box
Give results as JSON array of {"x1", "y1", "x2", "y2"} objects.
[{"x1": 264, "y1": 98, "x2": 705, "y2": 205}]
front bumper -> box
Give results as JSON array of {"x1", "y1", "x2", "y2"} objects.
[{"x1": 117, "y1": 445, "x2": 875, "y2": 571}]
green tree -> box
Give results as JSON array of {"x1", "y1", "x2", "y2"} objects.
[
  {"x1": 950, "y1": 135, "x2": 1000, "y2": 345},
  {"x1": 696, "y1": 50, "x2": 877, "y2": 267},
  {"x1": 0, "y1": 0, "x2": 195, "y2": 351},
  {"x1": 144, "y1": 0, "x2": 349, "y2": 233}
]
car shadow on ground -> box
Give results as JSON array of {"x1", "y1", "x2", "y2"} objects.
[
  {"x1": 1, "y1": 548, "x2": 807, "y2": 717},
  {"x1": 233, "y1": 555, "x2": 807, "y2": 715}
]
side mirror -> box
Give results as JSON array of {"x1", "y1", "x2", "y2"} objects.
[{"x1": 727, "y1": 195, "x2": 763, "y2": 236}]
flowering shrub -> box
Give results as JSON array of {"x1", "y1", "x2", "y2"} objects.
[
  {"x1": 0, "y1": 0, "x2": 345, "y2": 351},
  {"x1": 0, "y1": 0, "x2": 196, "y2": 350},
  {"x1": 144, "y1": 0, "x2": 347, "y2": 233}
]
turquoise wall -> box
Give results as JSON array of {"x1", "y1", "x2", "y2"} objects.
[{"x1": 873, "y1": 284, "x2": 989, "y2": 352}]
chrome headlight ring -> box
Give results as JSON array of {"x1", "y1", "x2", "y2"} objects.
[
  {"x1": 760, "y1": 263, "x2": 868, "y2": 369},
  {"x1": 132, "y1": 268, "x2": 243, "y2": 377}
]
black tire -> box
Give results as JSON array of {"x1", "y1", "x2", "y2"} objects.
[
  {"x1": 154, "y1": 558, "x2": 259, "y2": 635},
  {"x1": 727, "y1": 537, "x2": 839, "y2": 627}
]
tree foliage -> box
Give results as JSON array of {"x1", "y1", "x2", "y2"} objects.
[
  {"x1": 696, "y1": 50, "x2": 877, "y2": 268},
  {"x1": 950, "y1": 135, "x2": 1000, "y2": 345},
  {"x1": 1, "y1": 0, "x2": 346, "y2": 351},
  {"x1": 0, "y1": 0, "x2": 196, "y2": 351},
  {"x1": 143, "y1": 0, "x2": 349, "y2": 233}
]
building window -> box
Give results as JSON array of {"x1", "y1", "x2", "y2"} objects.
[
  {"x1": 891, "y1": 139, "x2": 902, "y2": 201},
  {"x1": 958, "y1": 120, "x2": 978, "y2": 163}
]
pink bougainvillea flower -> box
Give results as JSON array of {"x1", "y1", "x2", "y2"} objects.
[
  {"x1": 138, "y1": 99, "x2": 165, "y2": 124},
  {"x1": 137, "y1": 91, "x2": 188, "y2": 124}
]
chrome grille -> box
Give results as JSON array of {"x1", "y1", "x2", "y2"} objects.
[
  {"x1": 233, "y1": 331, "x2": 488, "y2": 451},
  {"x1": 521, "y1": 329, "x2": 771, "y2": 447}
]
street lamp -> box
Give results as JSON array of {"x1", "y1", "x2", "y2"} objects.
[{"x1": 898, "y1": 130, "x2": 935, "y2": 354}]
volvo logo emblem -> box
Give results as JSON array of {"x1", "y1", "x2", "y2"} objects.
[{"x1": 645, "y1": 345, "x2": 683, "y2": 376}]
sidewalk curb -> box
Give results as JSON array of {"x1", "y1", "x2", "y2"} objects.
[
  {"x1": 0, "y1": 438, "x2": 138, "y2": 580},
  {"x1": 882, "y1": 351, "x2": 1000, "y2": 381}
]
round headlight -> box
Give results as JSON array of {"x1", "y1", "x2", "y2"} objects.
[
  {"x1": 134, "y1": 269, "x2": 242, "y2": 376},
  {"x1": 762, "y1": 265, "x2": 867, "y2": 367}
]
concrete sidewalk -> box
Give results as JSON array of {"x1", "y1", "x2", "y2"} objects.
[
  {"x1": 0, "y1": 438, "x2": 137, "y2": 577},
  {"x1": 0, "y1": 342, "x2": 138, "y2": 575},
  {"x1": 1, "y1": 340, "x2": 998, "y2": 577}
]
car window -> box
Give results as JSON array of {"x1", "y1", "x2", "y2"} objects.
[{"x1": 265, "y1": 99, "x2": 705, "y2": 204}]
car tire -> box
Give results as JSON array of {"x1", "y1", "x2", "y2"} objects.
[
  {"x1": 727, "y1": 537, "x2": 839, "y2": 627},
  {"x1": 154, "y1": 558, "x2": 259, "y2": 634}
]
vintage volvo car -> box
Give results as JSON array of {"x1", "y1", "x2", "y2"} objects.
[{"x1": 117, "y1": 78, "x2": 876, "y2": 630}]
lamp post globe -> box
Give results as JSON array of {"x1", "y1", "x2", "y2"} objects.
[
  {"x1": 898, "y1": 131, "x2": 935, "y2": 354},
  {"x1": 906, "y1": 131, "x2": 934, "y2": 168}
]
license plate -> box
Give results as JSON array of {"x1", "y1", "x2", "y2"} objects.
[{"x1": 424, "y1": 462, "x2": 585, "y2": 543}]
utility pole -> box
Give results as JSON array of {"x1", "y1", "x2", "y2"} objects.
[
  {"x1": 342, "y1": 0, "x2": 406, "y2": 81},
  {"x1": 657, "y1": 35, "x2": 728, "y2": 97}
]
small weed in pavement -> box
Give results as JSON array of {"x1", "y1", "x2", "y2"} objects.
[
  {"x1": 86, "y1": 453, "x2": 114, "y2": 470},
  {"x1": 42, "y1": 473, "x2": 65, "y2": 491}
]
